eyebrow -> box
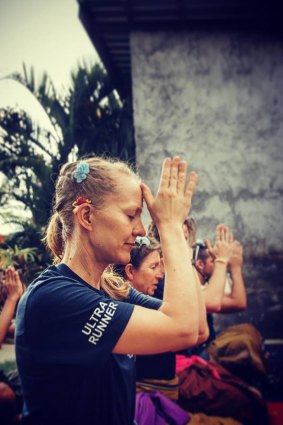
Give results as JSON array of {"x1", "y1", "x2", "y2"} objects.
[
  {"x1": 149, "y1": 260, "x2": 160, "y2": 266},
  {"x1": 126, "y1": 206, "x2": 143, "y2": 213}
]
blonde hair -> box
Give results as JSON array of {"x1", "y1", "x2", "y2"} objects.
[{"x1": 44, "y1": 156, "x2": 139, "y2": 300}]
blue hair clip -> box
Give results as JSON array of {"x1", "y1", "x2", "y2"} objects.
[
  {"x1": 74, "y1": 161, "x2": 90, "y2": 183},
  {"x1": 135, "y1": 236, "x2": 151, "y2": 248}
]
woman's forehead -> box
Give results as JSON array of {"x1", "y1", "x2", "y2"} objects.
[
  {"x1": 114, "y1": 177, "x2": 143, "y2": 206},
  {"x1": 142, "y1": 250, "x2": 160, "y2": 264}
]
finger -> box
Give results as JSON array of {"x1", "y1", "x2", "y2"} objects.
[
  {"x1": 11, "y1": 269, "x2": 19, "y2": 285},
  {"x1": 219, "y1": 225, "x2": 229, "y2": 241},
  {"x1": 14, "y1": 270, "x2": 22, "y2": 286},
  {"x1": 184, "y1": 171, "x2": 198, "y2": 204},
  {"x1": 4, "y1": 269, "x2": 12, "y2": 285},
  {"x1": 221, "y1": 224, "x2": 229, "y2": 233},
  {"x1": 158, "y1": 158, "x2": 171, "y2": 191},
  {"x1": 228, "y1": 231, "x2": 234, "y2": 243},
  {"x1": 141, "y1": 183, "x2": 155, "y2": 211},
  {"x1": 169, "y1": 156, "x2": 180, "y2": 190},
  {"x1": 215, "y1": 224, "x2": 222, "y2": 240},
  {"x1": 216, "y1": 223, "x2": 226, "y2": 233},
  {"x1": 6, "y1": 266, "x2": 15, "y2": 278},
  {"x1": 176, "y1": 160, "x2": 187, "y2": 193},
  {"x1": 219, "y1": 226, "x2": 226, "y2": 241},
  {"x1": 215, "y1": 232, "x2": 221, "y2": 242}
]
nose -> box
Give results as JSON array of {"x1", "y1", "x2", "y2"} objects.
[
  {"x1": 133, "y1": 218, "x2": 146, "y2": 237},
  {"x1": 156, "y1": 268, "x2": 164, "y2": 280}
]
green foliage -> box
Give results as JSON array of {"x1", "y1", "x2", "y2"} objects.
[
  {"x1": 0, "y1": 61, "x2": 135, "y2": 227},
  {"x1": 0, "y1": 245, "x2": 37, "y2": 269},
  {"x1": 0, "y1": 61, "x2": 135, "y2": 272},
  {"x1": 0, "y1": 213, "x2": 49, "y2": 284},
  {"x1": 0, "y1": 243, "x2": 42, "y2": 285}
]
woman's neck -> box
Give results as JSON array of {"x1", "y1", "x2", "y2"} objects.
[{"x1": 61, "y1": 241, "x2": 106, "y2": 289}]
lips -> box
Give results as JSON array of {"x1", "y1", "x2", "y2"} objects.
[{"x1": 124, "y1": 243, "x2": 135, "y2": 249}]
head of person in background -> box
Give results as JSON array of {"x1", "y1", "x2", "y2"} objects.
[
  {"x1": 182, "y1": 217, "x2": 197, "y2": 247},
  {"x1": 147, "y1": 216, "x2": 197, "y2": 248},
  {"x1": 192, "y1": 239, "x2": 215, "y2": 284},
  {"x1": 113, "y1": 236, "x2": 163, "y2": 296}
]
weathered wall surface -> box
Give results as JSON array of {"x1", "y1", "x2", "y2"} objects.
[{"x1": 131, "y1": 31, "x2": 283, "y2": 338}]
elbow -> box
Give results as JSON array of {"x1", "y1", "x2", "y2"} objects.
[
  {"x1": 213, "y1": 304, "x2": 222, "y2": 313},
  {"x1": 181, "y1": 334, "x2": 199, "y2": 350},
  {"x1": 206, "y1": 301, "x2": 222, "y2": 313},
  {"x1": 173, "y1": 326, "x2": 200, "y2": 351},
  {"x1": 195, "y1": 315, "x2": 210, "y2": 345},
  {"x1": 233, "y1": 296, "x2": 248, "y2": 312},
  {"x1": 237, "y1": 299, "x2": 247, "y2": 311},
  {"x1": 198, "y1": 325, "x2": 210, "y2": 345},
  {"x1": 170, "y1": 317, "x2": 210, "y2": 350}
]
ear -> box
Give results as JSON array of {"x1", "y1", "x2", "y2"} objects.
[
  {"x1": 196, "y1": 259, "x2": 204, "y2": 271},
  {"x1": 75, "y1": 205, "x2": 94, "y2": 231},
  {"x1": 124, "y1": 264, "x2": 135, "y2": 281}
]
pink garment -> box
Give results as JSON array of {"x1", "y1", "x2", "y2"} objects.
[{"x1": 176, "y1": 355, "x2": 221, "y2": 379}]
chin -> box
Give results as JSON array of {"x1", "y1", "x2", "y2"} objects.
[{"x1": 115, "y1": 252, "x2": 131, "y2": 265}]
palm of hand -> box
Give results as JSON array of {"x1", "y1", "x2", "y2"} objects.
[
  {"x1": 4, "y1": 268, "x2": 24, "y2": 301},
  {"x1": 142, "y1": 157, "x2": 198, "y2": 226}
]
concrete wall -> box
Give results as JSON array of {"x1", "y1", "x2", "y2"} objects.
[{"x1": 131, "y1": 31, "x2": 283, "y2": 338}]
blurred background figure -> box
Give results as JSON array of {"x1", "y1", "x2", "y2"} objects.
[
  {"x1": 0, "y1": 267, "x2": 24, "y2": 425},
  {"x1": 113, "y1": 237, "x2": 179, "y2": 400},
  {"x1": 0, "y1": 267, "x2": 24, "y2": 346},
  {"x1": 189, "y1": 224, "x2": 247, "y2": 358}
]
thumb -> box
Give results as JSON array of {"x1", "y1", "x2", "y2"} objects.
[{"x1": 141, "y1": 183, "x2": 155, "y2": 210}]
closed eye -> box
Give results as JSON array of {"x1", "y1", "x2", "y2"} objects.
[{"x1": 125, "y1": 206, "x2": 143, "y2": 221}]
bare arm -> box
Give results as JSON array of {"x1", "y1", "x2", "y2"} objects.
[
  {"x1": 0, "y1": 267, "x2": 23, "y2": 345},
  {"x1": 193, "y1": 268, "x2": 209, "y2": 343},
  {"x1": 114, "y1": 157, "x2": 202, "y2": 354},
  {"x1": 202, "y1": 224, "x2": 233, "y2": 313},
  {"x1": 220, "y1": 241, "x2": 247, "y2": 313}
]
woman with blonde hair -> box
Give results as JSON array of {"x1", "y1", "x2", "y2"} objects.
[{"x1": 15, "y1": 155, "x2": 207, "y2": 425}]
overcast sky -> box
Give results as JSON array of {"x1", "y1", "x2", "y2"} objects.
[
  {"x1": 0, "y1": 0, "x2": 99, "y2": 83},
  {"x1": 0, "y1": 0, "x2": 100, "y2": 234},
  {"x1": 0, "y1": 0, "x2": 99, "y2": 112}
]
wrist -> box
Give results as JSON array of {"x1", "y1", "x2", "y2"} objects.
[
  {"x1": 158, "y1": 223, "x2": 183, "y2": 241},
  {"x1": 230, "y1": 265, "x2": 243, "y2": 274},
  {"x1": 157, "y1": 222, "x2": 183, "y2": 232},
  {"x1": 214, "y1": 257, "x2": 229, "y2": 265},
  {"x1": 6, "y1": 295, "x2": 20, "y2": 304}
]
